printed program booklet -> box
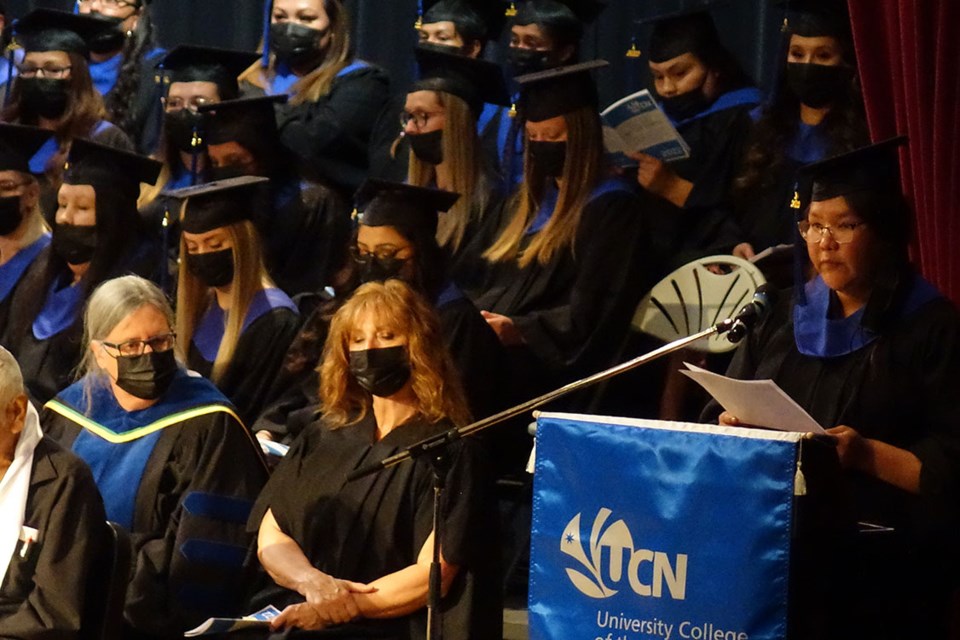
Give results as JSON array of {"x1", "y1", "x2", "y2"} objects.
[
  {"x1": 601, "y1": 89, "x2": 690, "y2": 166},
  {"x1": 184, "y1": 605, "x2": 281, "y2": 637}
]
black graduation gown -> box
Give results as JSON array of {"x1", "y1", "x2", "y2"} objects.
[
  {"x1": 246, "y1": 413, "x2": 501, "y2": 640},
  {"x1": 464, "y1": 183, "x2": 653, "y2": 396},
  {"x1": 702, "y1": 289, "x2": 960, "y2": 637},
  {"x1": 367, "y1": 93, "x2": 410, "y2": 183},
  {"x1": 42, "y1": 373, "x2": 269, "y2": 639},
  {"x1": 0, "y1": 437, "x2": 107, "y2": 640},
  {"x1": 186, "y1": 295, "x2": 301, "y2": 427},
  {"x1": 243, "y1": 64, "x2": 390, "y2": 195},
  {"x1": 0, "y1": 235, "x2": 50, "y2": 342}
]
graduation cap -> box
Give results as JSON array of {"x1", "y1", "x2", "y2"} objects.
[
  {"x1": 516, "y1": 59, "x2": 606, "y2": 122},
  {"x1": 168, "y1": 175, "x2": 270, "y2": 234},
  {"x1": 354, "y1": 179, "x2": 459, "y2": 236},
  {"x1": 421, "y1": 0, "x2": 507, "y2": 42},
  {"x1": 156, "y1": 46, "x2": 260, "y2": 101},
  {"x1": 777, "y1": 0, "x2": 850, "y2": 39},
  {"x1": 412, "y1": 46, "x2": 511, "y2": 110},
  {"x1": 634, "y1": 2, "x2": 729, "y2": 63},
  {"x1": 0, "y1": 123, "x2": 53, "y2": 175},
  {"x1": 511, "y1": 0, "x2": 606, "y2": 25},
  {"x1": 64, "y1": 138, "x2": 162, "y2": 199},
  {"x1": 799, "y1": 136, "x2": 907, "y2": 203},
  {"x1": 196, "y1": 95, "x2": 286, "y2": 148},
  {"x1": 12, "y1": 9, "x2": 119, "y2": 57}
]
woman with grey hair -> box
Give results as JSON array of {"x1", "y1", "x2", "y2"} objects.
[{"x1": 41, "y1": 274, "x2": 268, "y2": 638}]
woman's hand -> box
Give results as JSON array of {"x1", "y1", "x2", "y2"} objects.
[
  {"x1": 718, "y1": 411, "x2": 741, "y2": 426},
  {"x1": 295, "y1": 570, "x2": 375, "y2": 622},
  {"x1": 271, "y1": 602, "x2": 329, "y2": 631},
  {"x1": 481, "y1": 311, "x2": 525, "y2": 346},
  {"x1": 630, "y1": 152, "x2": 693, "y2": 208},
  {"x1": 825, "y1": 425, "x2": 869, "y2": 471},
  {"x1": 732, "y1": 242, "x2": 756, "y2": 260}
]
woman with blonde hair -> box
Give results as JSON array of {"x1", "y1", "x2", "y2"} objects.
[
  {"x1": 404, "y1": 46, "x2": 509, "y2": 258},
  {"x1": 171, "y1": 176, "x2": 300, "y2": 425},
  {"x1": 247, "y1": 278, "x2": 500, "y2": 638},
  {"x1": 239, "y1": 0, "x2": 388, "y2": 195},
  {"x1": 458, "y1": 61, "x2": 661, "y2": 402},
  {"x1": 41, "y1": 274, "x2": 267, "y2": 637}
]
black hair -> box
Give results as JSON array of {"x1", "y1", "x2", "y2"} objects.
[
  {"x1": 650, "y1": 13, "x2": 753, "y2": 93},
  {"x1": 104, "y1": 6, "x2": 158, "y2": 144},
  {"x1": 423, "y1": 2, "x2": 488, "y2": 47},
  {"x1": 515, "y1": 0, "x2": 583, "y2": 52}
]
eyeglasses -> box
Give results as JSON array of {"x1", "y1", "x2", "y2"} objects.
[
  {"x1": 77, "y1": 0, "x2": 138, "y2": 9},
  {"x1": 351, "y1": 244, "x2": 410, "y2": 262},
  {"x1": 399, "y1": 110, "x2": 442, "y2": 131},
  {"x1": 100, "y1": 332, "x2": 177, "y2": 357},
  {"x1": 0, "y1": 180, "x2": 29, "y2": 197},
  {"x1": 164, "y1": 96, "x2": 213, "y2": 113},
  {"x1": 798, "y1": 220, "x2": 866, "y2": 245},
  {"x1": 17, "y1": 64, "x2": 72, "y2": 79}
]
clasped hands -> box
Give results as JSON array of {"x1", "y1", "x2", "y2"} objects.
[{"x1": 270, "y1": 569, "x2": 377, "y2": 631}]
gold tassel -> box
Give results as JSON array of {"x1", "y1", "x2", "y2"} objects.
[
  {"x1": 505, "y1": 2, "x2": 517, "y2": 17},
  {"x1": 790, "y1": 190, "x2": 801, "y2": 209},
  {"x1": 625, "y1": 42, "x2": 641, "y2": 59}
]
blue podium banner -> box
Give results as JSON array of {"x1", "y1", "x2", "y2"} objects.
[{"x1": 529, "y1": 413, "x2": 801, "y2": 640}]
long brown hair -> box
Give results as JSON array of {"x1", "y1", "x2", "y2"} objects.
[
  {"x1": 407, "y1": 91, "x2": 492, "y2": 253},
  {"x1": 484, "y1": 106, "x2": 604, "y2": 267},
  {"x1": 175, "y1": 219, "x2": 271, "y2": 383},
  {"x1": 319, "y1": 280, "x2": 470, "y2": 428},
  {"x1": 239, "y1": 0, "x2": 353, "y2": 106}
]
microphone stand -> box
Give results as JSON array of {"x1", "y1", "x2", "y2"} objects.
[{"x1": 348, "y1": 319, "x2": 740, "y2": 640}]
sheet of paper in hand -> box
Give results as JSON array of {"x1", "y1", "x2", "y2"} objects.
[
  {"x1": 184, "y1": 605, "x2": 281, "y2": 637},
  {"x1": 601, "y1": 89, "x2": 690, "y2": 167}
]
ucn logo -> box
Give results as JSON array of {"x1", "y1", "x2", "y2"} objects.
[{"x1": 560, "y1": 508, "x2": 688, "y2": 601}]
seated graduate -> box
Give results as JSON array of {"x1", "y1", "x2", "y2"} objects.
[
  {"x1": 199, "y1": 95, "x2": 351, "y2": 296},
  {"x1": 3, "y1": 138, "x2": 162, "y2": 405},
  {"x1": 368, "y1": 0, "x2": 508, "y2": 185},
  {"x1": 404, "y1": 46, "x2": 510, "y2": 260},
  {"x1": 239, "y1": 0, "x2": 389, "y2": 197},
  {"x1": 76, "y1": 0, "x2": 165, "y2": 154},
  {"x1": 704, "y1": 139, "x2": 960, "y2": 638},
  {"x1": 254, "y1": 179, "x2": 505, "y2": 442},
  {"x1": 0, "y1": 346, "x2": 107, "y2": 639},
  {"x1": 1, "y1": 9, "x2": 135, "y2": 222},
  {"x1": 457, "y1": 61, "x2": 659, "y2": 402},
  {"x1": 170, "y1": 176, "x2": 300, "y2": 425},
  {"x1": 0, "y1": 124, "x2": 54, "y2": 339},
  {"x1": 731, "y1": 0, "x2": 867, "y2": 259},
  {"x1": 247, "y1": 279, "x2": 500, "y2": 638},
  {"x1": 41, "y1": 275, "x2": 269, "y2": 638},
  {"x1": 630, "y1": 6, "x2": 761, "y2": 267}
]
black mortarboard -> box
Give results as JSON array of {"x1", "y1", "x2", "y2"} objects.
[
  {"x1": 779, "y1": 0, "x2": 850, "y2": 39},
  {"x1": 13, "y1": 9, "x2": 117, "y2": 57},
  {"x1": 635, "y1": 2, "x2": 729, "y2": 63},
  {"x1": 197, "y1": 95, "x2": 286, "y2": 147},
  {"x1": 799, "y1": 136, "x2": 907, "y2": 203},
  {"x1": 156, "y1": 46, "x2": 259, "y2": 100},
  {"x1": 422, "y1": 0, "x2": 507, "y2": 42},
  {"x1": 168, "y1": 175, "x2": 270, "y2": 234},
  {"x1": 64, "y1": 138, "x2": 162, "y2": 198},
  {"x1": 516, "y1": 59, "x2": 606, "y2": 122},
  {"x1": 512, "y1": 0, "x2": 606, "y2": 25},
  {"x1": 412, "y1": 46, "x2": 511, "y2": 110},
  {"x1": 354, "y1": 179, "x2": 459, "y2": 235},
  {"x1": 0, "y1": 124, "x2": 53, "y2": 175}
]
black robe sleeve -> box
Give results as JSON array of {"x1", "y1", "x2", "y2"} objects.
[
  {"x1": 0, "y1": 438, "x2": 107, "y2": 640},
  {"x1": 263, "y1": 65, "x2": 390, "y2": 193}
]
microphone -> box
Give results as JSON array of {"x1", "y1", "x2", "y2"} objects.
[{"x1": 723, "y1": 284, "x2": 778, "y2": 343}]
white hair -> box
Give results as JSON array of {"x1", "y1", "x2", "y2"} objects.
[{"x1": 0, "y1": 347, "x2": 25, "y2": 408}]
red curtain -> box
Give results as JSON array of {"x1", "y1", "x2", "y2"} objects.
[{"x1": 848, "y1": 0, "x2": 960, "y2": 304}]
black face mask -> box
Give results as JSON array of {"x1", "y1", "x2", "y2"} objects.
[
  {"x1": 0, "y1": 196, "x2": 23, "y2": 236},
  {"x1": 270, "y1": 22, "x2": 328, "y2": 68},
  {"x1": 164, "y1": 109, "x2": 205, "y2": 154},
  {"x1": 348, "y1": 346, "x2": 411, "y2": 398},
  {"x1": 209, "y1": 164, "x2": 248, "y2": 182},
  {"x1": 52, "y1": 223, "x2": 97, "y2": 265},
  {"x1": 115, "y1": 348, "x2": 179, "y2": 400},
  {"x1": 88, "y1": 13, "x2": 126, "y2": 54},
  {"x1": 508, "y1": 47, "x2": 552, "y2": 77},
  {"x1": 355, "y1": 253, "x2": 408, "y2": 284},
  {"x1": 417, "y1": 41, "x2": 468, "y2": 56},
  {"x1": 529, "y1": 140, "x2": 567, "y2": 178},
  {"x1": 408, "y1": 129, "x2": 443, "y2": 165},
  {"x1": 185, "y1": 248, "x2": 235, "y2": 288},
  {"x1": 659, "y1": 89, "x2": 715, "y2": 122},
  {"x1": 785, "y1": 62, "x2": 852, "y2": 109},
  {"x1": 19, "y1": 78, "x2": 69, "y2": 120}
]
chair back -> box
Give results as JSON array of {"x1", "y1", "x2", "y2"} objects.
[
  {"x1": 81, "y1": 521, "x2": 132, "y2": 640},
  {"x1": 632, "y1": 255, "x2": 766, "y2": 353}
]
